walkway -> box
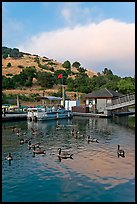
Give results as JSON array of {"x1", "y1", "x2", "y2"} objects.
[{"x1": 106, "y1": 93, "x2": 135, "y2": 110}]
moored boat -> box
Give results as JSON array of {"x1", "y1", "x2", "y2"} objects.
[
  {"x1": 27, "y1": 106, "x2": 73, "y2": 121},
  {"x1": 27, "y1": 95, "x2": 73, "y2": 121}
]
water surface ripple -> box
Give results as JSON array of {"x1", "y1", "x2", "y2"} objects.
[{"x1": 2, "y1": 116, "x2": 135, "y2": 202}]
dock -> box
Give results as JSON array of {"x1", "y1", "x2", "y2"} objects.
[
  {"x1": 2, "y1": 113, "x2": 27, "y2": 122},
  {"x1": 73, "y1": 112, "x2": 108, "y2": 117},
  {"x1": 2, "y1": 111, "x2": 135, "y2": 122}
]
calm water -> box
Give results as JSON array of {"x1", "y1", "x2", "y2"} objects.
[{"x1": 2, "y1": 116, "x2": 135, "y2": 202}]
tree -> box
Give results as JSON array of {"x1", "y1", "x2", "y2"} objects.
[
  {"x1": 36, "y1": 72, "x2": 55, "y2": 88},
  {"x1": 2, "y1": 76, "x2": 15, "y2": 89},
  {"x1": 66, "y1": 78, "x2": 75, "y2": 91},
  {"x1": 3, "y1": 53, "x2": 8, "y2": 59},
  {"x1": 62, "y1": 60, "x2": 71, "y2": 69},
  {"x1": 2, "y1": 92, "x2": 7, "y2": 104},
  {"x1": 10, "y1": 48, "x2": 23, "y2": 58},
  {"x1": 72, "y1": 61, "x2": 81, "y2": 68},
  {"x1": 77, "y1": 67, "x2": 87, "y2": 73},
  {"x1": 117, "y1": 77, "x2": 135, "y2": 94},
  {"x1": 54, "y1": 70, "x2": 68, "y2": 85},
  {"x1": 102, "y1": 68, "x2": 113, "y2": 75}
]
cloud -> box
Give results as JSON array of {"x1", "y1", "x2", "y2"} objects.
[
  {"x1": 18, "y1": 19, "x2": 135, "y2": 77},
  {"x1": 59, "y1": 2, "x2": 104, "y2": 27}
]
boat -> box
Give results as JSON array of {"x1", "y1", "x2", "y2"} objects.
[
  {"x1": 27, "y1": 96, "x2": 73, "y2": 121},
  {"x1": 27, "y1": 106, "x2": 73, "y2": 121}
]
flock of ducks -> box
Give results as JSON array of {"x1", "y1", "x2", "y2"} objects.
[{"x1": 5, "y1": 125, "x2": 125, "y2": 165}]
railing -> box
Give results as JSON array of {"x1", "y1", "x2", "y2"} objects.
[{"x1": 106, "y1": 93, "x2": 135, "y2": 107}]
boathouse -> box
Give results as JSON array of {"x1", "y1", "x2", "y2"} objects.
[{"x1": 85, "y1": 88, "x2": 124, "y2": 114}]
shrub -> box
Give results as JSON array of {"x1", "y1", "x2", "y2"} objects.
[
  {"x1": 7, "y1": 62, "x2": 11, "y2": 68},
  {"x1": 18, "y1": 65, "x2": 24, "y2": 68}
]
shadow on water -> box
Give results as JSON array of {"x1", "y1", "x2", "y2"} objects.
[{"x1": 112, "y1": 115, "x2": 135, "y2": 129}]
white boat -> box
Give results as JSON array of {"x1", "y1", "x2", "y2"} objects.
[
  {"x1": 27, "y1": 96, "x2": 73, "y2": 121},
  {"x1": 27, "y1": 107, "x2": 73, "y2": 121}
]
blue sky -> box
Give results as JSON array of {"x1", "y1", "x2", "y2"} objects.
[{"x1": 2, "y1": 2, "x2": 135, "y2": 77}]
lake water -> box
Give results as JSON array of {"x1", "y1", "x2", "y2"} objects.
[{"x1": 2, "y1": 116, "x2": 135, "y2": 202}]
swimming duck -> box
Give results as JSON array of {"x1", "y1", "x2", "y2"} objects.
[
  {"x1": 6, "y1": 153, "x2": 13, "y2": 161},
  {"x1": 117, "y1": 144, "x2": 125, "y2": 157},
  {"x1": 57, "y1": 148, "x2": 73, "y2": 159},
  {"x1": 32, "y1": 146, "x2": 46, "y2": 156},
  {"x1": 87, "y1": 136, "x2": 99, "y2": 143}
]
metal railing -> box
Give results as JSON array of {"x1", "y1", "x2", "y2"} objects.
[{"x1": 106, "y1": 93, "x2": 135, "y2": 107}]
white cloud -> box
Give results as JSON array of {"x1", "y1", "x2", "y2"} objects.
[{"x1": 18, "y1": 19, "x2": 135, "y2": 77}]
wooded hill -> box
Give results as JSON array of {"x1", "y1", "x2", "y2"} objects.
[{"x1": 2, "y1": 47, "x2": 135, "y2": 105}]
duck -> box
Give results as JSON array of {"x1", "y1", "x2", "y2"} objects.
[
  {"x1": 57, "y1": 148, "x2": 73, "y2": 159},
  {"x1": 32, "y1": 146, "x2": 46, "y2": 156},
  {"x1": 87, "y1": 135, "x2": 99, "y2": 143},
  {"x1": 117, "y1": 144, "x2": 125, "y2": 157},
  {"x1": 6, "y1": 153, "x2": 13, "y2": 161}
]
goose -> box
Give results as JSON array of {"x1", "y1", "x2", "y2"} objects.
[
  {"x1": 31, "y1": 128, "x2": 38, "y2": 135},
  {"x1": 28, "y1": 141, "x2": 40, "y2": 149},
  {"x1": 16, "y1": 131, "x2": 21, "y2": 137},
  {"x1": 117, "y1": 145, "x2": 125, "y2": 157},
  {"x1": 6, "y1": 153, "x2": 13, "y2": 161},
  {"x1": 87, "y1": 136, "x2": 99, "y2": 143},
  {"x1": 12, "y1": 126, "x2": 16, "y2": 132},
  {"x1": 20, "y1": 138, "x2": 25, "y2": 144},
  {"x1": 71, "y1": 129, "x2": 75, "y2": 134},
  {"x1": 24, "y1": 138, "x2": 30, "y2": 143},
  {"x1": 56, "y1": 125, "x2": 61, "y2": 130},
  {"x1": 32, "y1": 146, "x2": 46, "y2": 155},
  {"x1": 71, "y1": 129, "x2": 80, "y2": 136},
  {"x1": 57, "y1": 148, "x2": 73, "y2": 159}
]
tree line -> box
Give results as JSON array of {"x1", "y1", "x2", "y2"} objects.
[
  {"x1": 2, "y1": 47, "x2": 135, "y2": 95},
  {"x1": 2, "y1": 65, "x2": 135, "y2": 95}
]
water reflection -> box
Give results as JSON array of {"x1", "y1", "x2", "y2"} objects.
[{"x1": 2, "y1": 116, "x2": 135, "y2": 201}]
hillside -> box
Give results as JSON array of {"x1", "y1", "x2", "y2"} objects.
[
  {"x1": 2, "y1": 49, "x2": 97, "y2": 101},
  {"x1": 2, "y1": 54, "x2": 97, "y2": 78}
]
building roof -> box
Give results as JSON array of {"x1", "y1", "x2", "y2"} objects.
[{"x1": 85, "y1": 88, "x2": 123, "y2": 99}]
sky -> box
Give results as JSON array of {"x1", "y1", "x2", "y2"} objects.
[{"x1": 2, "y1": 2, "x2": 135, "y2": 77}]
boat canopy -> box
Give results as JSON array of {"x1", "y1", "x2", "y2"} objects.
[{"x1": 36, "y1": 96, "x2": 62, "y2": 101}]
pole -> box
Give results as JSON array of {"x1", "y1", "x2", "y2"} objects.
[
  {"x1": 62, "y1": 85, "x2": 65, "y2": 108},
  {"x1": 17, "y1": 95, "x2": 20, "y2": 112}
]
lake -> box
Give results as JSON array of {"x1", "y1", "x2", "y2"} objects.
[{"x1": 2, "y1": 116, "x2": 135, "y2": 202}]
